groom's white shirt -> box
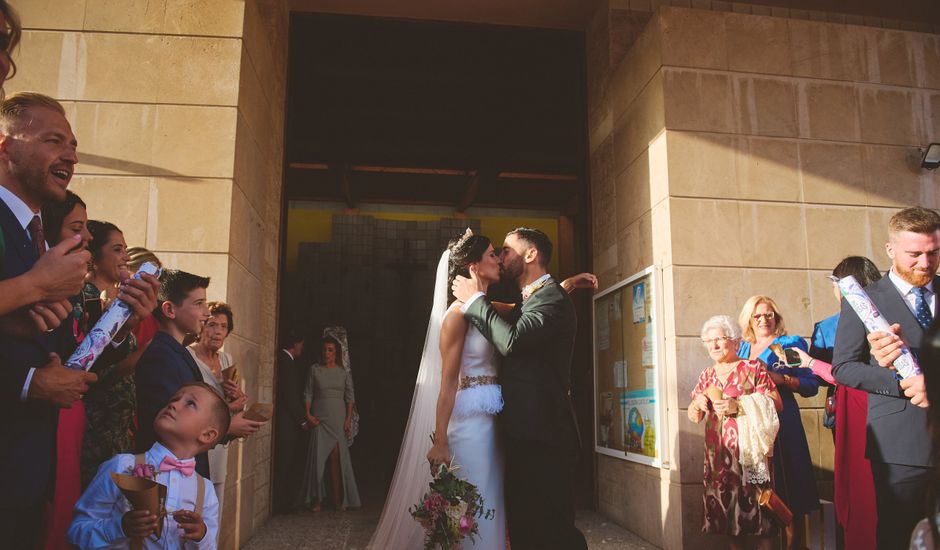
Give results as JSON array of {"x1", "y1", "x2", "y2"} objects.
[{"x1": 460, "y1": 292, "x2": 485, "y2": 312}]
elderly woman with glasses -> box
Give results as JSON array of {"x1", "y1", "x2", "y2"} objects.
[
  {"x1": 737, "y1": 295, "x2": 819, "y2": 550},
  {"x1": 689, "y1": 315, "x2": 782, "y2": 550}
]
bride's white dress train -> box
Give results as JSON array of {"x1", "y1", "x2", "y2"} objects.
[{"x1": 367, "y1": 251, "x2": 506, "y2": 550}]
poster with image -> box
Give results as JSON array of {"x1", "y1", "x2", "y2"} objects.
[{"x1": 621, "y1": 389, "x2": 657, "y2": 459}]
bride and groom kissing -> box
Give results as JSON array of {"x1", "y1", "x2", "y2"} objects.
[{"x1": 369, "y1": 227, "x2": 595, "y2": 549}]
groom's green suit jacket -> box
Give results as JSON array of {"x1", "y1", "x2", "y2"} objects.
[{"x1": 464, "y1": 279, "x2": 581, "y2": 450}]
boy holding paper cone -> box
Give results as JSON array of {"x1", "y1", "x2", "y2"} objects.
[{"x1": 67, "y1": 381, "x2": 229, "y2": 549}]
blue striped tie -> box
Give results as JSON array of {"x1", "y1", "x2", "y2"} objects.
[{"x1": 912, "y1": 286, "x2": 933, "y2": 330}]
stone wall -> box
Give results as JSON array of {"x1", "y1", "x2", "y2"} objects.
[
  {"x1": 588, "y1": 3, "x2": 940, "y2": 548},
  {"x1": 9, "y1": 1, "x2": 288, "y2": 547}
]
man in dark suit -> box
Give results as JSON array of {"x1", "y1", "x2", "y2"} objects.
[
  {"x1": 273, "y1": 329, "x2": 308, "y2": 514},
  {"x1": 833, "y1": 206, "x2": 940, "y2": 549},
  {"x1": 454, "y1": 227, "x2": 587, "y2": 550},
  {"x1": 0, "y1": 92, "x2": 100, "y2": 547},
  {"x1": 135, "y1": 269, "x2": 212, "y2": 477}
]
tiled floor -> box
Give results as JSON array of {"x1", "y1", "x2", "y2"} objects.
[{"x1": 243, "y1": 506, "x2": 659, "y2": 550}]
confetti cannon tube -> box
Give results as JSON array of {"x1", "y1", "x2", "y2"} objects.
[
  {"x1": 833, "y1": 275, "x2": 921, "y2": 379},
  {"x1": 65, "y1": 262, "x2": 162, "y2": 371}
]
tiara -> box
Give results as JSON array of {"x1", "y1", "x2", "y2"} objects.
[{"x1": 454, "y1": 227, "x2": 474, "y2": 249}]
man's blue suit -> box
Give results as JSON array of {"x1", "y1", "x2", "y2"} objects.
[{"x1": 0, "y1": 197, "x2": 61, "y2": 541}]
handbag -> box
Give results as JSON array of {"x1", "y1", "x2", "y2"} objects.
[{"x1": 759, "y1": 489, "x2": 793, "y2": 526}]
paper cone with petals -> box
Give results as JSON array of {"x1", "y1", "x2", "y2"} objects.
[
  {"x1": 244, "y1": 402, "x2": 273, "y2": 422},
  {"x1": 705, "y1": 386, "x2": 724, "y2": 403},
  {"x1": 111, "y1": 473, "x2": 166, "y2": 540}
]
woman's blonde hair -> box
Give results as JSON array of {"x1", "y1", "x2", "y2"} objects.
[
  {"x1": 127, "y1": 247, "x2": 162, "y2": 273},
  {"x1": 738, "y1": 295, "x2": 786, "y2": 343}
]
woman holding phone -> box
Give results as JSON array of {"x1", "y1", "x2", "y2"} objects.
[{"x1": 737, "y1": 295, "x2": 819, "y2": 550}]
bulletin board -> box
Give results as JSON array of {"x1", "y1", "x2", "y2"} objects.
[{"x1": 593, "y1": 266, "x2": 666, "y2": 467}]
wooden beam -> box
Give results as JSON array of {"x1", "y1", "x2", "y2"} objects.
[{"x1": 456, "y1": 170, "x2": 480, "y2": 213}]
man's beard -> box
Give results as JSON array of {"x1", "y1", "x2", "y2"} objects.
[
  {"x1": 500, "y1": 257, "x2": 523, "y2": 286},
  {"x1": 10, "y1": 157, "x2": 60, "y2": 204},
  {"x1": 896, "y1": 264, "x2": 935, "y2": 287}
]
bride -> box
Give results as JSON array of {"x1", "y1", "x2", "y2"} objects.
[{"x1": 368, "y1": 229, "x2": 507, "y2": 549}]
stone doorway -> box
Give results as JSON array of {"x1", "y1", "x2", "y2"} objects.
[{"x1": 276, "y1": 11, "x2": 594, "y2": 519}]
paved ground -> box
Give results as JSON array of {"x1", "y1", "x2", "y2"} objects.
[{"x1": 244, "y1": 506, "x2": 659, "y2": 550}]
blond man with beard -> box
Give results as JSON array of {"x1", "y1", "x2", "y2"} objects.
[{"x1": 833, "y1": 206, "x2": 940, "y2": 550}]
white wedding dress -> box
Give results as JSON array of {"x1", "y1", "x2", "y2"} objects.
[{"x1": 368, "y1": 251, "x2": 506, "y2": 550}]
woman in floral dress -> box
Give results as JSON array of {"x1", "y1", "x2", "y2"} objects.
[{"x1": 689, "y1": 315, "x2": 782, "y2": 550}]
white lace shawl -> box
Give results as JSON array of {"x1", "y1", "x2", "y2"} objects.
[{"x1": 736, "y1": 393, "x2": 779, "y2": 485}]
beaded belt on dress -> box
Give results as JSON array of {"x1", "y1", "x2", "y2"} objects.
[{"x1": 458, "y1": 375, "x2": 498, "y2": 390}]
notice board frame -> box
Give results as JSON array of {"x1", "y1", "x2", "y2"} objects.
[{"x1": 592, "y1": 266, "x2": 668, "y2": 468}]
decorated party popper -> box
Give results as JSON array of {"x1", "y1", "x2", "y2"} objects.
[
  {"x1": 65, "y1": 262, "x2": 162, "y2": 371},
  {"x1": 831, "y1": 275, "x2": 921, "y2": 379}
]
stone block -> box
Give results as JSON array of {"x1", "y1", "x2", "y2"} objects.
[
  {"x1": 84, "y1": 0, "x2": 166, "y2": 33},
  {"x1": 7, "y1": 31, "x2": 80, "y2": 99},
  {"x1": 799, "y1": 141, "x2": 868, "y2": 206},
  {"x1": 670, "y1": 198, "x2": 806, "y2": 269},
  {"x1": 725, "y1": 12, "x2": 791, "y2": 75},
  {"x1": 615, "y1": 151, "x2": 651, "y2": 231},
  {"x1": 732, "y1": 76, "x2": 799, "y2": 138},
  {"x1": 672, "y1": 265, "x2": 813, "y2": 337},
  {"x1": 651, "y1": 199, "x2": 671, "y2": 266},
  {"x1": 867, "y1": 208, "x2": 897, "y2": 261},
  {"x1": 9, "y1": 0, "x2": 86, "y2": 30},
  {"x1": 609, "y1": 16, "x2": 663, "y2": 122},
  {"x1": 617, "y1": 212, "x2": 653, "y2": 277},
  {"x1": 164, "y1": 0, "x2": 247, "y2": 37},
  {"x1": 226, "y1": 259, "x2": 263, "y2": 352},
  {"x1": 863, "y1": 145, "x2": 936, "y2": 208},
  {"x1": 590, "y1": 138, "x2": 617, "y2": 252},
  {"x1": 72, "y1": 102, "x2": 157, "y2": 176},
  {"x1": 612, "y1": 71, "x2": 665, "y2": 174},
  {"x1": 789, "y1": 18, "x2": 867, "y2": 82},
  {"x1": 664, "y1": 131, "x2": 735, "y2": 198},
  {"x1": 860, "y1": 27, "x2": 917, "y2": 87},
  {"x1": 237, "y1": 48, "x2": 276, "y2": 152},
  {"x1": 154, "y1": 252, "x2": 229, "y2": 301},
  {"x1": 676, "y1": 410, "x2": 707, "y2": 485},
  {"x1": 808, "y1": 268, "x2": 844, "y2": 325},
  {"x1": 913, "y1": 33, "x2": 940, "y2": 90},
  {"x1": 797, "y1": 81, "x2": 860, "y2": 142},
  {"x1": 69, "y1": 175, "x2": 151, "y2": 246},
  {"x1": 858, "y1": 86, "x2": 921, "y2": 147},
  {"x1": 929, "y1": 93, "x2": 940, "y2": 142},
  {"x1": 734, "y1": 137, "x2": 801, "y2": 202},
  {"x1": 675, "y1": 336, "x2": 707, "y2": 404},
  {"x1": 804, "y1": 205, "x2": 873, "y2": 270},
  {"x1": 658, "y1": 7, "x2": 727, "y2": 70},
  {"x1": 157, "y1": 36, "x2": 242, "y2": 106},
  {"x1": 229, "y1": 184, "x2": 266, "y2": 277},
  {"x1": 78, "y1": 33, "x2": 162, "y2": 103},
  {"x1": 233, "y1": 113, "x2": 276, "y2": 215},
  {"x1": 152, "y1": 105, "x2": 237, "y2": 178},
  {"x1": 663, "y1": 68, "x2": 734, "y2": 134},
  {"x1": 149, "y1": 178, "x2": 233, "y2": 252}
]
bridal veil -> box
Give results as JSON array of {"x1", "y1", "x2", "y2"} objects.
[{"x1": 367, "y1": 249, "x2": 450, "y2": 549}]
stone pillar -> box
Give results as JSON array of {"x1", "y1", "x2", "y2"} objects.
[
  {"x1": 589, "y1": 3, "x2": 940, "y2": 548},
  {"x1": 9, "y1": 1, "x2": 288, "y2": 547}
]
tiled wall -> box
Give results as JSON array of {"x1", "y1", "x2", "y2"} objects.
[
  {"x1": 8, "y1": 1, "x2": 288, "y2": 547},
  {"x1": 588, "y1": 4, "x2": 940, "y2": 548}
]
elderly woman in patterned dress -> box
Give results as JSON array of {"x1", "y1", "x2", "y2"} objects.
[{"x1": 689, "y1": 315, "x2": 783, "y2": 550}]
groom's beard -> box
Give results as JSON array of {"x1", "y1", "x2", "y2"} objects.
[{"x1": 500, "y1": 258, "x2": 523, "y2": 287}]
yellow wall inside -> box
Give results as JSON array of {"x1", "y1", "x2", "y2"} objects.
[{"x1": 286, "y1": 206, "x2": 559, "y2": 274}]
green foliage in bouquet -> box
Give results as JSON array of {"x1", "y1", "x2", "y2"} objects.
[{"x1": 410, "y1": 435, "x2": 495, "y2": 550}]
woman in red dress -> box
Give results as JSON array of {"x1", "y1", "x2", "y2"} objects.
[{"x1": 689, "y1": 315, "x2": 783, "y2": 550}]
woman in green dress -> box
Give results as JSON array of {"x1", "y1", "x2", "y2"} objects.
[{"x1": 302, "y1": 335, "x2": 361, "y2": 511}]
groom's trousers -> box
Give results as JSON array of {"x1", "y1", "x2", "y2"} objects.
[{"x1": 505, "y1": 437, "x2": 587, "y2": 550}]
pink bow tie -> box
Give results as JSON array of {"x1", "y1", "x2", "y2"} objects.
[{"x1": 159, "y1": 455, "x2": 195, "y2": 477}]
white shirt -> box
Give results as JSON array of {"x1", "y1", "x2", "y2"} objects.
[
  {"x1": 0, "y1": 184, "x2": 47, "y2": 401},
  {"x1": 67, "y1": 442, "x2": 219, "y2": 550},
  {"x1": 888, "y1": 268, "x2": 936, "y2": 317}
]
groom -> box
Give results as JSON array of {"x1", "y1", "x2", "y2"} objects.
[{"x1": 453, "y1": 227, "x2": 587, "y2": 550}]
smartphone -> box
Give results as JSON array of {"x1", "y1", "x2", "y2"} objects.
[
  {"x1": 783, "y1": 348, "x2": 802, "y2": 367},
  {"x1": 83, "y1": 297, "x2": 103, "y2": 326}
]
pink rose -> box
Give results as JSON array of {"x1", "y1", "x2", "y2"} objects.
[
  {"x1": 459, "y1": 515, "x2": 473, "y2": 532},
  {"x1": 131, "y1": 463, "x2": 154, "y2": 479}
]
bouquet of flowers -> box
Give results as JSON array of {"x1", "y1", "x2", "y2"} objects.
[{"x1": 410, "y1": 452, "x2": 494, "y2": 549}]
